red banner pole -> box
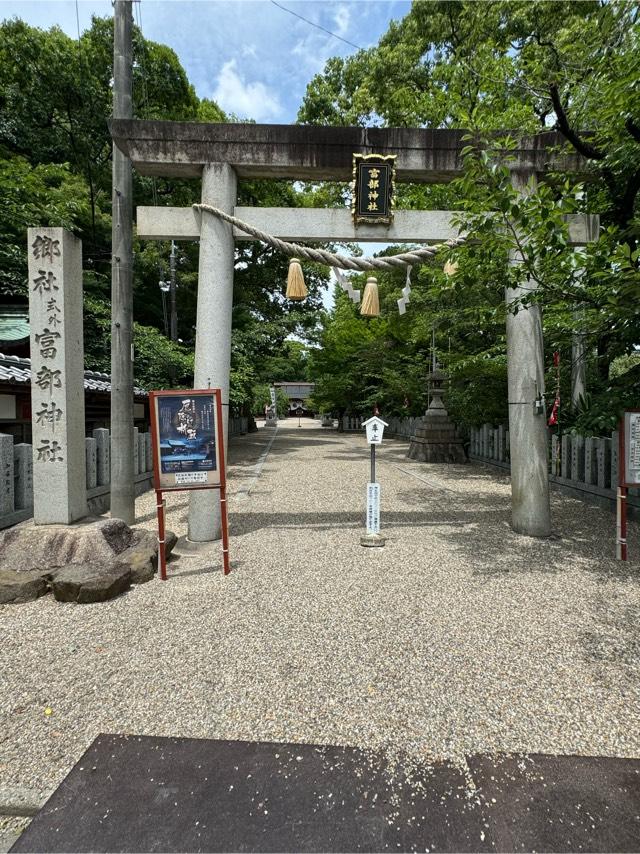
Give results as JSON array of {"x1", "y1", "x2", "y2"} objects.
[{"x1": 156, "y1": 489, "x2": 167, "y2": 580}]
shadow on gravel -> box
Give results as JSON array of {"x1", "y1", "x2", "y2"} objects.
[{"x1": 228, "y1": 506, "x2": 508, "y2": 536}]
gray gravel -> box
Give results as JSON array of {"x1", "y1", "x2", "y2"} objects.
[{"x1": 1, "y1": 421, "x2": 639, "y2": 802}]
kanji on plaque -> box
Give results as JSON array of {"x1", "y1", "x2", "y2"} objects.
[
  {"x1": 32, "y1": 235, "x2": 61, "y2": 261},
  {"x1": 352, "y1": 154, "x2": 396, "y2": 225},
  {"x1": 47, "y1": 298, "x2": 62, "y2": 328},
  {"x1": 35, "y1": 328, "x2": 61, "y2": 359},
  {"x1": 35, "y1": 366, "x2": 62, "y2": 392},
  {"x1": 36, "y1": 439, "x2": 64, "y2": 463},
  {"x1": 33, "y1": 271, "x2": 58, "y2": 294},
  {"x1": 35, "y1": 401, "x2": 63, "y2": 427}
]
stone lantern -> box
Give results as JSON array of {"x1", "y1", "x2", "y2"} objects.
[{"x1": 407, "y1": 362, "x2": 467, "y2": 463}]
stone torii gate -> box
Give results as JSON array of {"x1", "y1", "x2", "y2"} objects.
[{"x1": 111, "y1": 121, "x2": 595, "y2": 542}]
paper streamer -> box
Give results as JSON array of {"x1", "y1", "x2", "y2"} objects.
[
  {"x1": 397, "y1": 267, "x2": 412, "y2": 315},
  {"x1": 332, "y1": 267, "x2": 361, "y2": 304}
]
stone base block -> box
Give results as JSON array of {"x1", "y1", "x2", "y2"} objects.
[
  {"x1": 407, "y1": 440, "x2": 467, "y2": 464},
  {"x1": 360, "y1": 533, "x2": 386, "y2": 548}
]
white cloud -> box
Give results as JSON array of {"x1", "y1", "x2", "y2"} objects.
[
  {"x1": 333, "y1": 5, "x2": 350, "y2": 37},
  {"x1": 212, "y1": 59, "x2": 282, "y2": 121}
]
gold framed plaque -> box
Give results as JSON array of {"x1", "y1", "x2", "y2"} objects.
[{"x1": 351, "y1": 153, "x2": 397, "y2": 225}]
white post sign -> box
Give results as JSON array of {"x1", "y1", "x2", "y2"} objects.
[
  {"x1": 363, "y1": 415, "x2": 388, "y2": 444},
  {"x1": 28, "y1": 227, "x2": 87, "y2": 524},
  {"x1": 269, "y1": 386, "x2": 278, "y2": 421},
  {"x1": 366, "y1": 482, "x2": 380, "y2": 534},
  {"x1": 626, "y1": 412, "x2": 640, "y2": 485}
]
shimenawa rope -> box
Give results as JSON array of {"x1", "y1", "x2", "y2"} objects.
[{"x1": 193, "y1": 203, "x2": 467, "y2": 271}]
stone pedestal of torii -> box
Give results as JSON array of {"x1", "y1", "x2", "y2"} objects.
[{"x1": 111, "y1": 120, "x2": 597, "y2": 541}]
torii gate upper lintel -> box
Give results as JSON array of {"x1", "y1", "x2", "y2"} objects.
[
  {"x1": 109, "y1": 119, "x2": 587, "y2": 182},
  {"x1": 110, "y1": 119, "x2": 596, "y2": 543}
]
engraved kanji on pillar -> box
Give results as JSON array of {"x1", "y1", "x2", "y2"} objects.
[{"x1": 28, "y1": 227, "x2": 87, "y2": 523}]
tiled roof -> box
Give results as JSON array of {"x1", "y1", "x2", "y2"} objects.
[
  {"x1": 0, "y1": 313, "x2": 30, "y2": 343},
  {"x1": 0, "y1": 353, "x2": 147, "y2": 397}
]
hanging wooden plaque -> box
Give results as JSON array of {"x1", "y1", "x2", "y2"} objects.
[{"x1": 351, "y1": 153, "x2": 396, "y2": 225}]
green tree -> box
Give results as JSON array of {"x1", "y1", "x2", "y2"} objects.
[{"x1": 299, "y1": 1, "x2": 640, "y2": 432}]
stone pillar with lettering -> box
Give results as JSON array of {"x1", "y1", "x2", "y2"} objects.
[{"x1": 28, "y1": 228, "x2": 87, "y2": 524}]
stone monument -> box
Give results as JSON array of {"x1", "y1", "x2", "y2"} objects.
[
  {"x1": 27, "y1": 227, "x2": 88, "y2": 523},
  {"x1": 407, "y1": 363, "x2": 466, "y2": 464}
]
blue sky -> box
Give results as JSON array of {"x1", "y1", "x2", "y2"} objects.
[
  {"x1": 3, "y1": 1, "x2": 411, "y2": 311},
  {"x1": 4, "y1": 0, "x2": 411, "y2": 122}
]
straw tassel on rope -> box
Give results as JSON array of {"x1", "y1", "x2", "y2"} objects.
[
  {"x1": 360, "y1": 276, "x2": 380, "y2": 317},
  {"x1": 286, "y1": 257, "x2": 308, "y2": 300}
]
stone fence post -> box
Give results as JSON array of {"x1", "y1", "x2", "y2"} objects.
[{"x1": 0, "y1": 434, "x2": 15, "y2": 517}]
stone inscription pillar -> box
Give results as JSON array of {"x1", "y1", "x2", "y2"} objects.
[
  {"x1": 505, "y1": 172, "x2": 551, "y2": 537},
  {"x1": 188, "y1": 162, "x2": 237, "y2": 542},
  {"x1": 28, "y1": 227, "x2": 87, "y2": 524}
]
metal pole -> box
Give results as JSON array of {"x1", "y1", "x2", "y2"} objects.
[
  {"x1": 370, "y1": 444, "x2": 375, "y2": 483},
  {"x1": 432, "y1": 324, "x2": 436, "y2": 372},
  {"x1": 617, "y1": 421, "x2": 627, "y2": 561},
  {"x1": 110, "y1": 0, "x2": 135, "y2": 524},
  {"x1": 169, "y1": 240, "x2": 178, "y2": 341}
]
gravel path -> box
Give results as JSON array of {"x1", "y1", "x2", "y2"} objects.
[{"x1": 1, "y1": 421, "x2": 639, "y2": 801}]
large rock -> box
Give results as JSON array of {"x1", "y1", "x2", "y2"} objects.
[
  {"x1": 116, "y1": 529, "x2": 179, "y2": 584},
  {"x1": 165, "y1": 530, "x2": 178, "y2": 556},
  {"x1": 117, "y1": 530, "x2": 156, "y2": 584},
  {"x1": 0, "y1": 518, "x2": 133, "y2": 572},
  {"x1": 0, "y1": 520, "x2": 179, "y2": 602},
  {"x1": 0, "y1": 569, "x2": 50, "y2": 605},
  {"x1": 52, "y1": 563, "x2": 131, "y2": 603}
]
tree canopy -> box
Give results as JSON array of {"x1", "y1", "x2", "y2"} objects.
[
  {"x1": 1, "y1": 2, "x2": 638, "y2": 432},
  {"x1": 302, "y1": 0, "x2": 639, "y2": 434},
  {"x1": 0, "y1": 14, "x2": 326, "y2": 407}
]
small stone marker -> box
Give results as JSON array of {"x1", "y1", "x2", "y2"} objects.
[
  {"x1": 93, "y1": 428, "x2": 110, "y2": 486},
  {"x1": 133, "y1": 427, "x2": 140, "y2": 475},
  {"x1": 85, "y1": 438, "x2": 97, "y2": 489},
  {"x1": 0, "y1": 433, "x2": 15, "y2": 516},
  {"x1": 137, "y1": 431, "x2": 145, "y2": 475},
  {"x1": 28, "y1": 227, "x2": 87, "y2": 523},
  {"x1": 144, "y1": 432, "x2": 153, "y2": 472},
  {"x1": 13, "y1": 443, "x2": 33, "y2": 510}
]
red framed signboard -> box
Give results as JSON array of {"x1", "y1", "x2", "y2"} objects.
[
  {"x1": 149, "y1": 388, "x2": 230, "y2": 579},
  {"x1": 616, "y1": 409, "x2": 640, "y2": 561}
]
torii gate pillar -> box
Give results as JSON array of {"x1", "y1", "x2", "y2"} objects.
[
  {"x1": 507, "y1": 171, "x2": 551, "y2": 537},
  {"x1": 188, "y1": 162, "x2": 237, "y2": 542}
]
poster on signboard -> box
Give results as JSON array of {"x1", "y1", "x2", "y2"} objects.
[{"x1": 150, "y1": 390, "x2": 221, "y2": 490}]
